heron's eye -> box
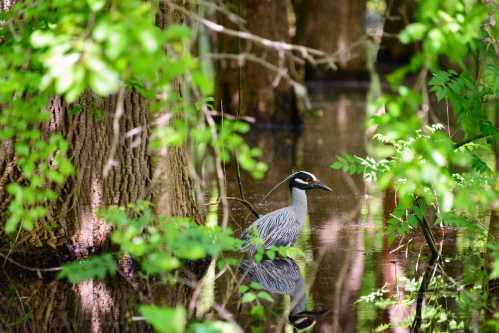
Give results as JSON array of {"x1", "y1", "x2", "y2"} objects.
[{"x1": 294, "y1": 178, "x2": 309, "y2": 185}]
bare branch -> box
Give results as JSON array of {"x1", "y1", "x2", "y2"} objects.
[{"x1": 165, "y1": 0, "x2": 339, "y2": 69}]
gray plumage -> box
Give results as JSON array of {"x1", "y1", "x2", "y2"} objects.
[
  {"x1": 240, "y1": 258, "x2": 306, "y2": 314},
  {"x1": 241, "y1": 187, "x2": 308, "y2": 255},
  {"x1": 240, "y1": 257, "x2": 330, "y2": 330}
]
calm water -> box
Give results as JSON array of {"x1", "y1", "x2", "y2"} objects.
[{"x1": 1, "y1": 87, "x2": 450, "y2": 332}]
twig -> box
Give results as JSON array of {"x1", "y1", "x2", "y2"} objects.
[
  {"x1": 191, "y1": 0, "x2": 246, "y2": 27},
  {"x1": 225, "y1": 196, "x2": 259, "y2": 219},
  {"x1": 414, "y1": 198, "x2": 439, "y2": 259},
  {"x1": 206, "y1": 110, "x2": 255, "y2": 123},
  {"x1": 201, "y1": 52, "x2": 305, "y2": 93},
  {"x1": 454, "y1": 134, "x2": 492, "y2": 149},
  {"x1": 0, "y1": 252, "x2": 61, "y2": 272},
  {"x1": 165, "y1": 0, "x2": 337, "y2": 67}
]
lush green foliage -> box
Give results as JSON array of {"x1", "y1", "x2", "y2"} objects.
[
  {"x1": 0, "y1": 0, "x2": 266, "y2": 236},
  {"x1": 101, "y1": 202, "x2": 241, "y2": 275},
  {"x1": 333, "y1": 0, "x2": 498, "y2": 330}
]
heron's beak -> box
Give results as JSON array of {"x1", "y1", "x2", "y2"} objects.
[{"x1": 313, "y1": 182, "x2": 333, "y2": 192}]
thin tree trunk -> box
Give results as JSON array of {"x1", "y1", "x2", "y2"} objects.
[{"x1": 215, "y1": 0, "x2": 300, "y2": 126}]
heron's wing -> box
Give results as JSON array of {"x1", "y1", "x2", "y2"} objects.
[{"x1": 241, "y1": 207, "x2": 299, "y2": 250}]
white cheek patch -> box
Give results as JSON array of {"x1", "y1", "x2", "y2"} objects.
[{"x1": 294, "y1": 178, "x2": 308, "y2": 185}]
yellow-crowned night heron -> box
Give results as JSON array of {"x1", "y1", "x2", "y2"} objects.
[
  {"x1": 240, "y1": 257, "x2": 329, "y2": 330},
  {"x1": 241, "y1": 171, "x2": 332, "y2": 255}
]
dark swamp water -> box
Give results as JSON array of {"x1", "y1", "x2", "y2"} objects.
[{"x1": 1, "y1": 87, "x2": 460, "y2": 333}]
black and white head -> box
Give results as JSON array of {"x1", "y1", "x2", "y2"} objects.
[{"x1": 288, "y1": 171, "x2": 333, "y2": 192}]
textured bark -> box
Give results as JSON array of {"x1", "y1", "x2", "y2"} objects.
[
  {"x1": 215, "y1": 0, "x2": 300, "y2": 126},
  {"x1": 152, "y1": 146, "x2": 200, "y2": 220},
  {"x1": 154, "y1": 1, "x2": 201, "y2": 221},
  {"x1": 294, "y1": 0, "x2": 367, "y2": 78},
  {"x1": 45, "y1": 92, "x2": 152, "y2": 257}
]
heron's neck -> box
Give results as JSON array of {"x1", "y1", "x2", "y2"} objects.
[{"x1": 290, "y1": 187, "x2": 307, "y2": 222}]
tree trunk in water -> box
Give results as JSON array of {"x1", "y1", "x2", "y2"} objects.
[
  {"x1": 377, "y1": 0, "x2": 415, "y2": 64},
  {"x1": 215, "y1": 0, "x2": 300, "y2": 126},
  {"x1": 294, "y1": 0, "x2": 367, "y2": 79}
]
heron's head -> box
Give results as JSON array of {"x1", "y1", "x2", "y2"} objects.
[{"x1": 288, "y1": 171, "x2": 333, "y2": 192}]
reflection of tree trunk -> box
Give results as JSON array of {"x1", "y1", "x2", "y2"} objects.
[
  {"x1": 377, "y1": 0, "x2": 415, "y2": 64},
  {"x1": 379, "y1": 217, "x2": 411, "y2": 332},
  {"x1": 411, "y1": 256, "x2": 437, "y2": 333},
  {"x1": 304, "y1": 92, "x2": 366, "y2": 333},
  {"x1": 215, "y1": 0, "x2": 300, "y2": 125},
  {"x1": 294, "y1": 0, "x2": 367, "y2": 78},
  {"x1": 378, "y1": 186, "x2": 411, "y2": 331},
  {"x1": 0, "y1": 276, "x2": 152, "y2": 333}
]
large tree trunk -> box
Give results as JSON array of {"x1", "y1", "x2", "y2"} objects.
[
  {"x1": 294, "y1": 0, "x2": 367, "y2": 79},
  {"x1": 215, "y1": 0, "x2": 300, "y2": 126},
  {"x1": 46, "y1": 92, "x2": 152, "y2": 257}
]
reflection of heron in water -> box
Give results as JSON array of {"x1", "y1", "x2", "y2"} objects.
[{"x1": 240, "y1": 257, "x2": 329, "y2": 330}]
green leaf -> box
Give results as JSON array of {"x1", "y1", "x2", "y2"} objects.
[
  {"x1": 57, "y1": 254, "x2": 117, "y2": 283},
  {"x1": 192, "y1": 71, "x2": 213, "y2": 95},
  {"x1": 139, "y1": 305, "x2": 186, "y2": 333},
  {"x1": 400, "y1": 23, "x2": 427, "y2": 43},
  {"x1": 241, "y1": 292, "x2": 257, "y2": 303},
  {"x1": 257, "y1": 291, "x2": 274, "y2": 303},
  {"x1": 87, "y1": 0, "x2": 105, "y2": 12},
  {"x1": 138, "y1": 28, "x2": 159, "y2": 53},
  {"x1": 164, "y1": 25, "x2": 191, "y2": 42},
  {"x1": 30, "y1": 30, "x2": 56, "y2": 48}
]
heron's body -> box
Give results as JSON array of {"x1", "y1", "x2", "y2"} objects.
[
  {"x1": 242, "y1": 188, "x2": 307, "y2": 254},
  {"x1": 241, "y1": 171, "x2": 331, "y2": 255}
]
